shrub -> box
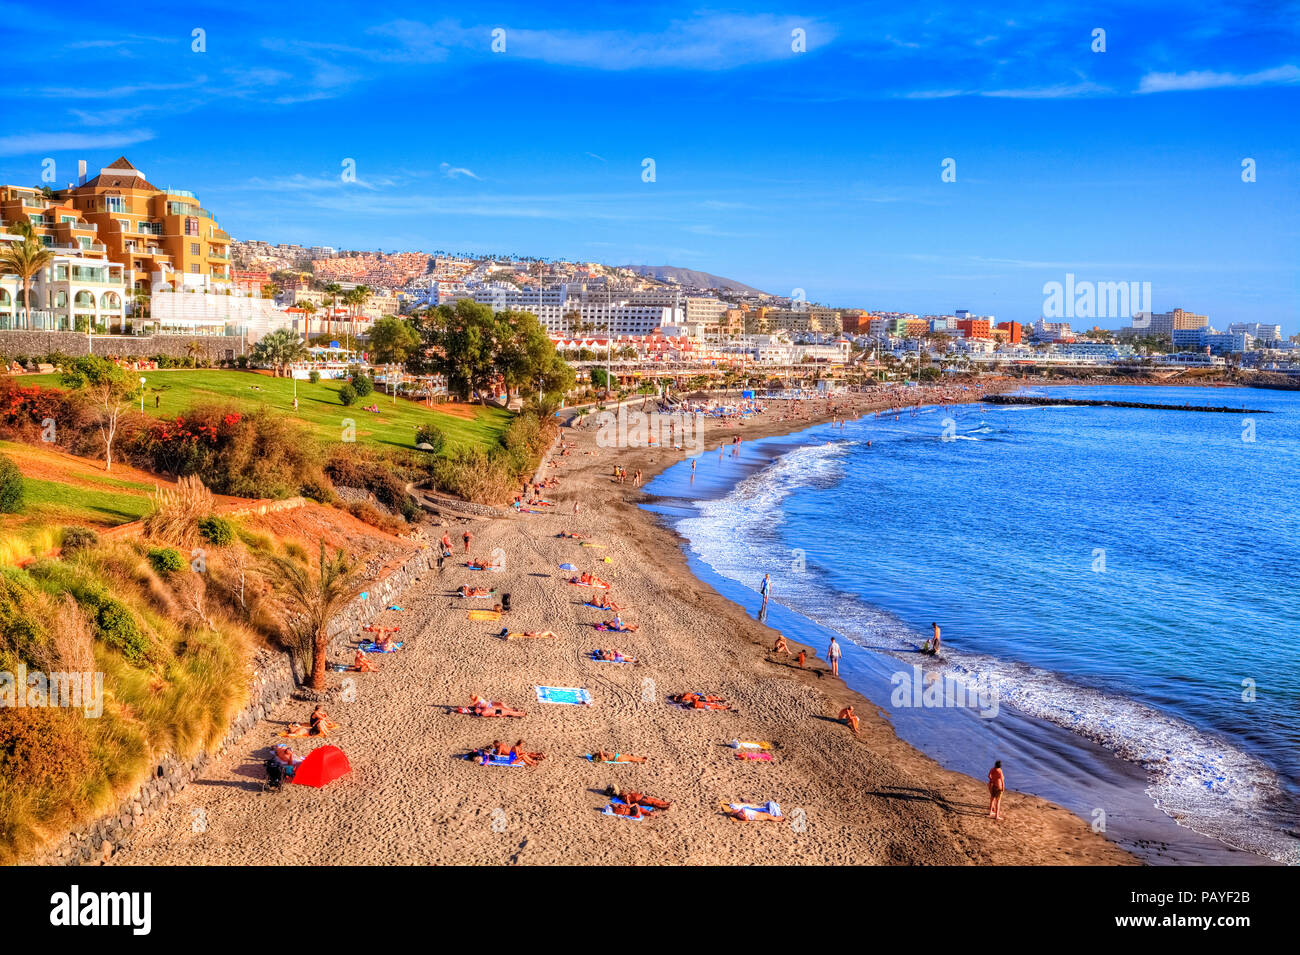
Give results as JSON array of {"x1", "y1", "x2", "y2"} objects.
[
  {"x1": 0, "y1": 454, "x2": 23, "y2": 514},
  {"x1": 325, "y1": 448, "x2": 418, "y2": 521},
  {"x1": 59, "y1": 527, "x2": 99, "y2": 554},
  {"x1": 338, "y1": 384, "x2": 357, "y2": 406},
  {"x1": 345, "y1": 501, "x2": 408, "y2": 535},
  {"x1": 308, "y1": 370, "x2": 321, "y2": 384},
  {"x1": 414, "y1": 424, "x2": 445, "y2": 454},
  {"x1": 431, "y1": 446, "x2": 519, "y2": 503},
  {"x1": 148, "y1": 547, "x2": 185, "y2": 575},
  {"x1": 197, "y1": 515, "x2": 235, "y2": 547},
  {"x1": 91, "y1": 596, "x2": 150, "y2": 666},
  {"x1": 130, "y1": 405, "x2": 324, "y2": 500},
  {"x1": 350, "y1": 374, "x2": 373, "y2": 398}
]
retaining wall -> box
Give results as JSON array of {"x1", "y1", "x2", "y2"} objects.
[{"x1": 0, "y1": 330, "x2": 245, "y2": 363}]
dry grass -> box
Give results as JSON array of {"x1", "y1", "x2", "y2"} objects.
[{"x1": 142, "y1": 475, "x2": 214, "y2": 546}]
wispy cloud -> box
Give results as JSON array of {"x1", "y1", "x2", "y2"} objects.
[
  {"x1": 1137, "y1": 64, "x2": 1300, "y2": 94},
  {"x1": 0, "y1": 129, "x2": 155, "y2": 157},
  {"x1": 440, "y1": 162, "x2": 482, "y2": 181}
]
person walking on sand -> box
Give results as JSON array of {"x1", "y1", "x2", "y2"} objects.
[
  {"x1": 463, "y1": 530, "x2": 473, "y2": 554},
  {"x1": 796, "y1": 648, "x2": 806, "y2": 668},
  {"x1": 988, "y1": 761, "x2": 1005, "y2": 820},
  {"x1": 440, "y1": 532, "x2": 452, "y2": 557},
  {"x1": 759, "y1": 573, "x2": 771, "y2": 622},
  {"x1": 827, "y1": 636, "x2": 842, "y2": 676}
]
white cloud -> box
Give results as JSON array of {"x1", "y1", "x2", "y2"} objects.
[
  {"x1": 440, "y1": 162, "x2": 482, "y2": 181},
  {"x1": 0, "y1": 129, "x2": 154, "y2": 157},
  {"x1": 1137, "y1": 64, "x2": 1300, "y2": 93}
]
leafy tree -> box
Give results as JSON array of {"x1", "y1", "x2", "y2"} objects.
[
  {"x1": 409, "y1": 299, "x2": 502, "y2": 400},
  {"x1": 59, "y1": 356, "x2": 138, "y2": 472},
  {"x1": 337, "y1": 383, "x2": 357, "y2": 406},
  {"x1": 367, "y1": 316, "x2": 420, "y2": 365}
]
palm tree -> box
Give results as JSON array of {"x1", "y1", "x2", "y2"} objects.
[
  {"x1": 323, "y1": 282, "x2": 343, "y2": 335},
  {"x1": 264, "y1": 541, "x2": 366, "y2": 690},
  {"x1": 0, "y1": 223, "x2": 54, "y2": 329},
  {"x1": 250, "y1": 328, "x2": 309, "y2": 377},
  {"x1": 297, "y1": 300, "x2": 318, "y2": 336}
]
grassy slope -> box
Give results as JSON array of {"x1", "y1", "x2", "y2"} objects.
[{"x1": 24, "y1": 369, "x2": 511, "y2": 451}]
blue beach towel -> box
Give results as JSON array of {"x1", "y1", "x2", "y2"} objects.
[
  {"x1": 357, "y1": 640, "x2": 404, "y2": 653},
  {"x1": 535, "y1": 686, "x2": 593, "y2": 706}
]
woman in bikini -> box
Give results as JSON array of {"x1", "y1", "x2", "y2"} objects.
[
  {"x1": 988, "y1": 760, "x2": 1005, "y2": 820},
  {"x1": 592, "y1": 750, "x2": 648, "y2": 763},
  {"x1": 353, "y1": 649, "x2": 379, "y2": 672}
]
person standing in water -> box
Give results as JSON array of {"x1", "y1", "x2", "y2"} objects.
[
  {"x1": 759, "y1": 573, "x2": 771, "y2": 622},
  {"x1": 827, "y1": 636, "x2": 842, "y2": 676},
  {"x1": 988, "y1": 761, "x2": 1005, "y2": 820},
  {"x1": 931, "y1": 621, "x2": 941, "y2": 655}
]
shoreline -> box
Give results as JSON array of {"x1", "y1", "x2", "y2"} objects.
[
  {"x1": 639, "y1": 389, "x2": 1279, "y2": 865},
  {"x1": 102, "y1": 384, "x2": 1136, "y2": 865}
]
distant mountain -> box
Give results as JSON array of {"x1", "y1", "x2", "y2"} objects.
[{"x1": 620, "y1": 265, "x2": 765, "y2": 294}]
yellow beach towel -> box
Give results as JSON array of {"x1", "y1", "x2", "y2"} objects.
[{"x1": 467, "y1": 609, "x2": 501, "y2": 621}]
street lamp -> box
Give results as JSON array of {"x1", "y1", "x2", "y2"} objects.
[{"x1": 139, "y1": 376, "x2": 146, "y2": 414}]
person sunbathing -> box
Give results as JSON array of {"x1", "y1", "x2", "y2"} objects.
[
  {"x1": 558, "y1": 531, "x2": 589, "y2": 540},
  {"x1": 672, "y1": 692, "x2": 733, "y2": 711},
  {"x1": 310, "y1": 705, "x2": 340, "y2": 736},
  {"x1": 352, "y1": 649, "x2": 380, "y2": 672},
  {"x1": 593, "y1": 648, "x2": 638, "y2": 664},
  {"x1": 594, "y1": 593, "x2": 622, "y2": 612},
  {"x1": 607, "y1": 801, "x2": 646, "y2": 819},
  {"x1": 510, "y1": 740, "x2": 545, "y2": 767},
  {"x1": 772, "y1": 636, "x2": 791, "y2": 656},
  {"x1": 273, "y1": 743, "x2": 303, "y2": 777},
  {"x1": 375, "y1": 632, "x2": 401, "y2": 652},
  {"x1": 466, "y1": 559, "x2": 498, "y2": 570},
  {"x1": 605, "y1": 786, "x2": 672, "y2": 810},
  {"x1": 458, "y1": 585, "x2": 493, "y2": 598},
  {"x1": 457, "y1": 695, "x2": 526, "y2": 718},
  {"x1": 600, "y1": 617, "x2": 638, "y2": 632},
  {"x1": 591, "y1": 750, "x2": 648, "y2": 763},
  {"x1": 281, "y1": 722, "x2": 311, "y2": 738},
  {"x1": 838, "y1": 705, "x2": 860, "y2": 735},
  {"x1": 510, "y1": 629, "x2": 556, "y2": 640}
]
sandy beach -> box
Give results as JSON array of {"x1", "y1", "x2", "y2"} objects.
[{"x1": 110, "y1": 387, "x2": 1134, "y2": 866}]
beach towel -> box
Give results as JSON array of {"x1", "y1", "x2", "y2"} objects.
[
  {"x1": 386, "y1": 605, "x2": 404, "y2": 611},
  {"x1": 459, "y1": 752, "x2": 524, "y2": 768},
  {"x1": 728, "y1": 739, "x2": 778, "y2": 751},
  {"x1": 357, "y1": 640, "x2": 403, "y2": 653},
  {"x1": 580, "y1": 542, "x2": 606, "y2": 548},
  {"x1": 724, "y1": 800, "x2": 783, "y2": 821},
  {"x1": 505, "y1": 631, "x2": 555, "y2": 640},
  {"x1": 467, "y1": 609, "x2": 502, "y2": 621},
  {"x1": 535, "y1": 686, "x2": 592, "y2": 706},
  {"x1": 600, "y1": 803, "x2": 649, "y2": 821},
  {"x1": 589, "y1": 651, "x2": 636, "y2": 664},
  {"x1": 568, "y1": 579, "x2": 611, "y2": 590},
  {"x1": 736, "y1": 751, "x2": 774, "y2": 761},
  {"x1": 459, "y1": 592, "x2": 496, "y2": 599}
]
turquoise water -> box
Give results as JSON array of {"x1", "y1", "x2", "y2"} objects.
[{"x1": 646, "y1": 385, "x2": 1299, "y2": 863}]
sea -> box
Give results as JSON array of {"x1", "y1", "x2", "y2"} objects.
[{"x1": 643, "y1": 384, "x2": 1299, "y2": 865}]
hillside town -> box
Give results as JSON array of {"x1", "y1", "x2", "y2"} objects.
[{"x1": 2, "y1": 157, "x2": 1298, "y2": 385}]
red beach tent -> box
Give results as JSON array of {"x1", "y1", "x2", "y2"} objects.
[{"x1": 291, "y1": 745, "x2": 352, "y2": 787}]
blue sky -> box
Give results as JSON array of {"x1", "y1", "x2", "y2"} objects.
[{"x1": 2, "y1": 1, "x2": 1298, "y2": 330}]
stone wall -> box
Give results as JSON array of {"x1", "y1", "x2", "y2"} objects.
[
  {"x1": 35, "y1": 545, "x2": 435, "y2": 866},
  {"x1": 0, "y1": 329, "x2": 246, "y2": 363}
]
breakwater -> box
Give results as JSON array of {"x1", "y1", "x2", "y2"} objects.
[{"x1": 985, "y1": 394, "x2": 1270, "y2": 413}]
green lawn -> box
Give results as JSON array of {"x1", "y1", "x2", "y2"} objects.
[
  {"x1": 24, "y1": 369, "x2": 511, "y2": 452},
  {"x1": 21, "y1": 476, "x2": 154, "y2": 526}
]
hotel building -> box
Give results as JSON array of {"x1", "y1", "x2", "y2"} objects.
[{"x1": 0, "y1": 185, "x2": 127, "y2": 330}]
